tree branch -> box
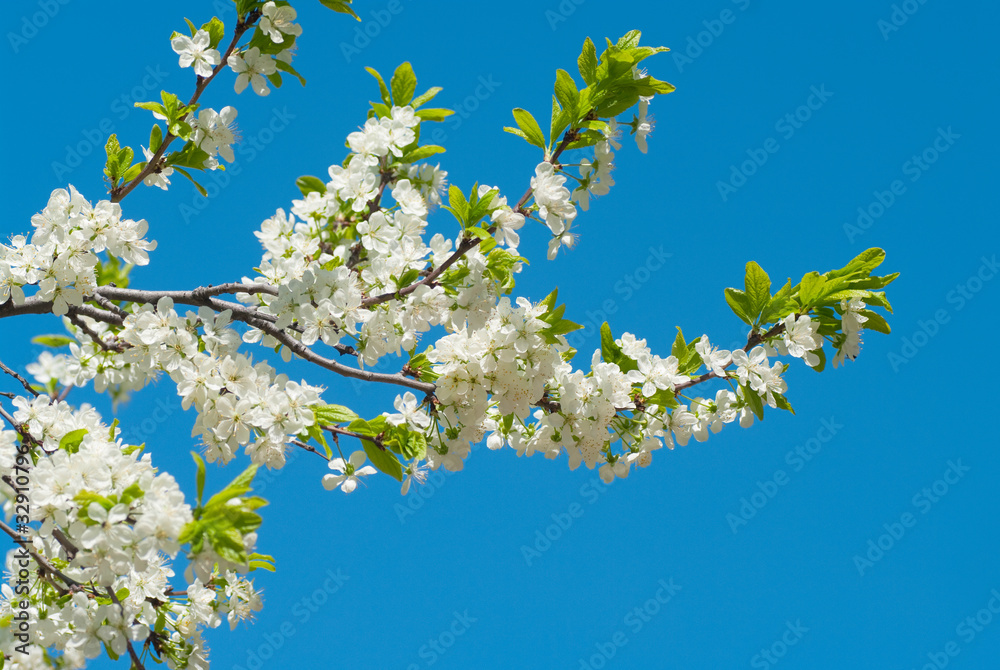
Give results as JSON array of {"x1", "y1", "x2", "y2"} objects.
[
  {"x1": 111, "y1": 11, "x2": 262, "y2": 203},
  {"x1": 0, "y1": 359, "x2": 38, "y2": 397},
  {"x1": 361, "y1": 121, "x2": 585, "y2": 308}
]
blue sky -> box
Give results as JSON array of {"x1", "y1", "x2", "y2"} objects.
[{"x1": 3, "y1": 0, "x2": 999, "y2": 668}]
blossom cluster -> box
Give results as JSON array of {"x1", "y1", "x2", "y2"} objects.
[
  {"x1": 0, "y1": 397, "x2": 261, "y2": 669},
  {"x1": 0, "y1": 187, "x2": 156, "y2": 315}
]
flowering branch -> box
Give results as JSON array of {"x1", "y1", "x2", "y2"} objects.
[{"x1": 111, "y1": 11, "x2": 262, "y2": 203}]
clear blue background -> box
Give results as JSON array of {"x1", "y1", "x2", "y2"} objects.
[{"x1": 2, "y1": 1, "x2": 998, "y2": 668}]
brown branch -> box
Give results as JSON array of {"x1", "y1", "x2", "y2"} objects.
[
  {"x1": 0, "y1": 519, "x2": 84, "y2": 596},
  {"x1": 362, "y1": 121, "x2": 585, "y2": 308},
  {"x1": 249, "y1": 317, "x2": 435, "y2": 393},
  {"x1": 107, "y1": 587, "x2": 146, "y2": 670},
  {"x1": 291, "y1": 438, "x2": 330, "y2": 461},
  {"x1": 67, "y1": 309, "x2": 127, "y2": 353},
  {"x1": 111, "y1": 11, "x2": 262, "y2": 203},
  {"x1": 0, "y1": 359, "x2": 38, "y2": 397},
  {"x1": 673, "y1": 317, "x2": 794, "y2": 394}
]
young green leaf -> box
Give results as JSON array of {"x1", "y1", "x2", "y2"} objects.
[
  {"x1": 578, "y1": 37, "x2": 598, "y2": 86},
  {"x1": 511, "y1": 108, "x2": 546, "y2": 149},
  {"x1": 744, "y1": 261, "x2": 771, "y2": 323},
  {"x1": 31, "y1": 334, "x2": 75, "y2": 348},
  {"x1": 724, "y1": 288, "x2": 754, "y2": 325},
  {"x1": 191, "y1": 452, "x2": 206, "y2": 507},
  {"x1": 362, "y1": 442, "x2": 403, "y2": 482},
  {"x1": 296, "y1": 175, "x2": 327, "y2": 196},
  {"x1": 390, "y1": 62, "x2": 417, "y2": 106}
]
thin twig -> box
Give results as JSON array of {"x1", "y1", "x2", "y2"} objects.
[
  {"x1": 0, "y1": 359, "x2": 38, "y2": 397},
  {"x1": 111, "y1": 11, "x2": 262, "y2": 203},
  {"x1": 362, "y1": 122, "x2": 584, "y2": 308},
  {"x1": 106, "y1": 586, "x2": 146, "y2": 670}
]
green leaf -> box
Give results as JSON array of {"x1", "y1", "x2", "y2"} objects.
[
  {"x1": 724, "y1": 288, "x2": 754, "y2": 325},
  {"x1": 32, "y1": 334, "x2": 75, "y2": 348},
  {"x1": 446, "y1": 185, "x2": 470, "y2": 225},
  {"x1": 798, "y1": 272, "x2": 828, "y2": 306},
  {"x1": 578, "y1": 37, "x2": 598, "y2": 86},
  {"x1": 317, "y1": 0, "x2": 360, "y2": 21},
  {"x1": 275, "y1": 58, "x2": 307, "y2": 86},
  {"x1": 172, "y1": 167, "x2": 208, "y2": 197},
  {"x1": 554, "y1": 69, "x2": 580, "y2": 119},
  {"x1": 742, "y1": 384, "x2": 764, "y2": 421},
  {"x1": 60, "y1": 428, "x2": 88, "y2": 453},
  {"x1": 859, "y1": 309, "x2": 891, "y2": 334},
  {"x1": 390, "y1": 62, "x2": 417, "y2": 106},
  {"x1": 365, "y1": 66, "x2": 391, "y2": 105},
  {"x1": 415, "y1": 107, "x2": 453, "y2": 122},
  {"x1": 192, "y1": 452, "x2": 206, "y2": 507},
  {"x1": 600, "y1": 322, "x2": 624, "y2": 364},
  {"x1": 183, "y1": 18, "x2": 197, "y2": 36},
  {"x1": 511, "y1": 108, "x2": 546, "y2": 149},
  {"x1": 201, "y1": 17, "x2": 225, "y2": 49},
  {"x1": 811, "y1": 346, "x2": 827, "y2": 372},
  {"x1": 773, "y1": 393, "x2": 795, "y2": 414},
  {"x1": 760, "y1": 279, "x2": 793, "y2": 325},
  {"x1": 671, "y1": 327, "x2": 688, "y2": 361},
  {"x1": 362, "y1": 442, "x2": 403, "y2": 482},
  {"x1": 647, "y1": 388, "x2": 680, "y2": 410},
  {"x1": 248, "y1": 552, "x2": 277, "y2": 572},
  {"x1": 122, "y1": 164, "x2": 144, "y2": 183},
  {"x1": 829, "y1": 247, "x2": 886, "y2": 279},
  {"x1": 744, "y1": 261, "x2": 771, "y2": 324},
  {"x1": 411, "y1": 86, "x2": 443, "y2": 108},
  {"x1": 616, "y1": 30, "x2": 643, "y2": 49},
  {"x1": 205, "y1": 464, "x2": 258, "y2": 509},
  {"x1": 296, "y1": 175, "x2": 327, "y2": 196},
  {"x1": 149, "y1": 124, "x2": 163, "y2": 153},
  {"x1": 503, "y1": 127, "x2": 530, "y2": 142},
  {"x1": 313, "y1": 404, "x2": 361, "y2": 425},
  {"x1": 400, "y1": 145, "x2": 446, "y2": 163}
]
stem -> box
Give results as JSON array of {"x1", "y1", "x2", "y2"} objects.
[
  {"x1": 0, "y1": 359, "x2": 38, "y2": 397},
  {"x1": 107, "y1": 587, "x2": 146, "y2": 670},
  {"x1": 361, "y1": 121, "x2": 585, "y2": 308},
  {"x1": 673, "y1": 318, "x2": 793, "y2": 394},
  {"x1": 111, "y1": 11, "x2": 262, "y2": 203}
]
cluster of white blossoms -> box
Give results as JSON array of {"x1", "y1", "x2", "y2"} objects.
[
  {"x1": 0, "y1": 396, "x2": 259, "y2": 669},
  {"x1": 0, "y1": 186, "x2": 156, "y2": 314},
  {"x1": 834, "y1": 297, "x2": 868, "y2": 367},
  {"x1": 531, "y1": 163, "x2": 579, "y2": 259},
  {"x1": 0, "y1": 15, "x2": 896, "y2": 668}
]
